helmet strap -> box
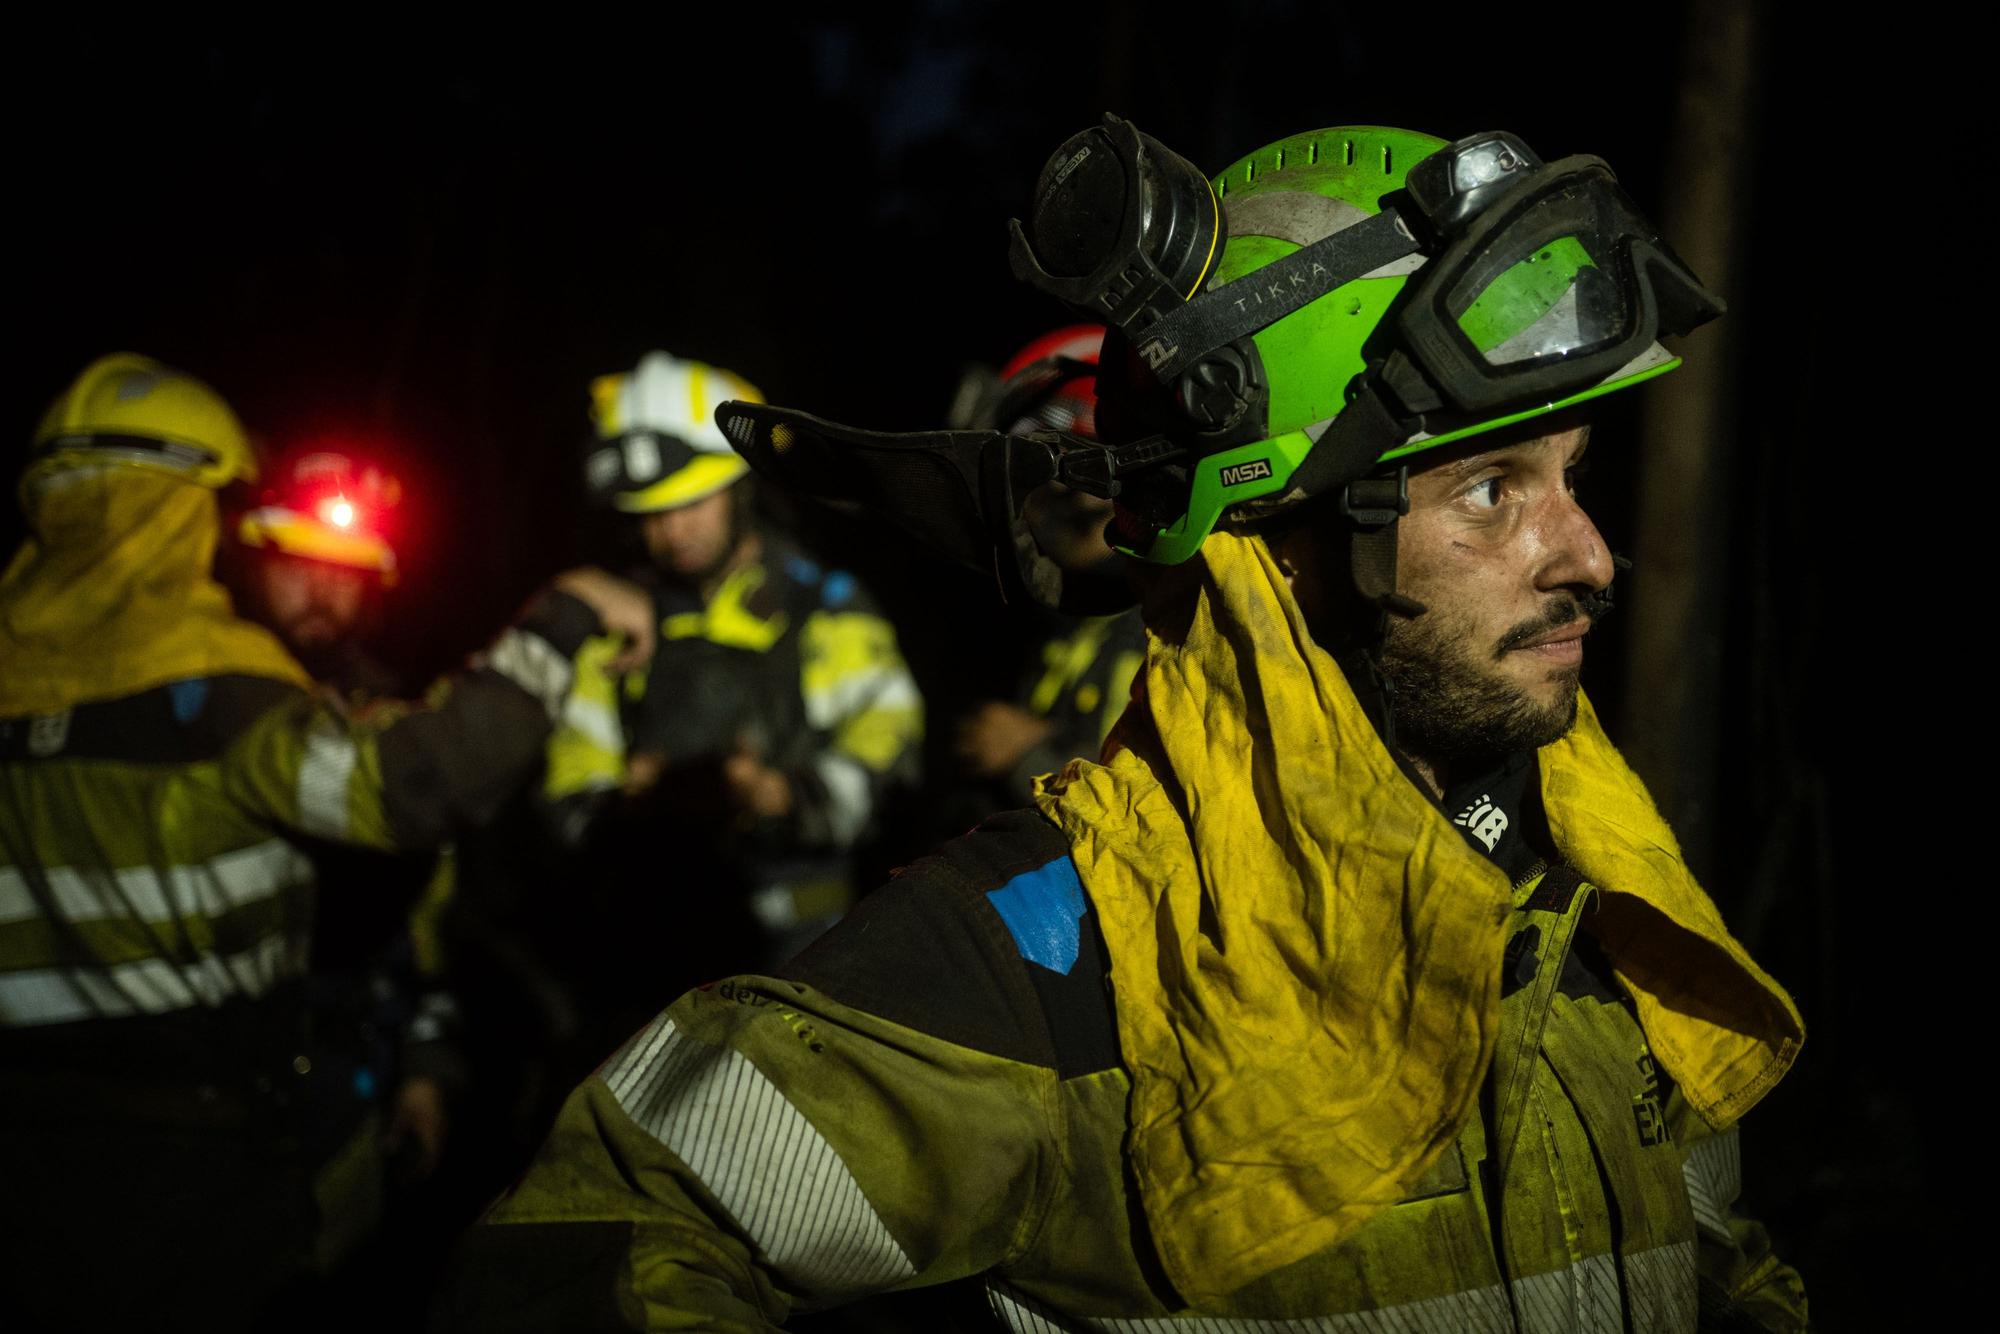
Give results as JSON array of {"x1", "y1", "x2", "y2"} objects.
[{"x1": 1339, "y1": 469, "x2": 1427, "y2": 621}]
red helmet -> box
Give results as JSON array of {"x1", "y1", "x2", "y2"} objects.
[
  {"x1": 236, "y1": 450, "x2": 401, "y2": 584},
  {"x1": 995, "y1": 325, "x2": 1104, "y2": 439}
]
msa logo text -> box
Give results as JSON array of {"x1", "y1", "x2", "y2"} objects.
[{"x1": 1219, "y1": 458, "x2": 1273, "y2": 488}]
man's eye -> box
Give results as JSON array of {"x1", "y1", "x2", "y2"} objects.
[{"x1": 1466, "y1": 478, "x2": 1502, "y2": 509}]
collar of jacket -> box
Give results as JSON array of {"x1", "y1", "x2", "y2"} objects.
[
  {"x1": 0, "y1": 469, "x2": 307, "y2": 717},
  {"x1": 1034, "y1": 529, "x2": 1802, "y2": 1305}
]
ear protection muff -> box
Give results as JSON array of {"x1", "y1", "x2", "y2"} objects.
[
  {"x1": 1010, "y1": 114, "x2": 1271, "y2": 447},
  {"x1": 1009, "y1": 114, "x2": 1225, "y2": 337}
]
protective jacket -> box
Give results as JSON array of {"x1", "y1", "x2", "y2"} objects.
[
  {"x1": 0, "y1": 602, "x2": 596, "y2": 1034},
  {"x1": 0, "y1": 468, "x2": 609, "y2": 1329},
  {"x1": 540, "y1": 531, "x2": 921, "y2": 944},
  {"x1": 445, "y1": 533, "x2": 1805, "y2": 1332},
  {"x1": 445, "y1": 812, "x2": 1804, "y2": 1333}
]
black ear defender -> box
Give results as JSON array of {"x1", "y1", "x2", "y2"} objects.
[
  {"x1": 1012, "y1": 115, "x2": 1268, "y2": 444},
  {"x1": 1008, "y1": 114, "x2": 1226, "y2": 336}
]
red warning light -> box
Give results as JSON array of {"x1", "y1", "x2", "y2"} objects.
[{"x1": 322, "y1": 497, "x2": 357, "y2": 530}]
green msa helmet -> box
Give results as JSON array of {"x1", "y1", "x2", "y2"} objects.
[{"x1": 716, "y1": 117, "x2": 1721, "y2": 610}]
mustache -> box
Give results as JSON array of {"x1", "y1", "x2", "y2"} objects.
[{"x1": 1493, "y1": 583, "x2": 1616, "y2": 657}]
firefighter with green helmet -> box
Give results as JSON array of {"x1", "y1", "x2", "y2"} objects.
[
  {"x1": 0, "y1": 353, "x2": 654, "y2": 1331},
  {"x1": 447, "y1": 121, "x2": 1807, "y2": 1331},
  {"x1": 544, "y1": 350, "x2": 923, "y2": 972}
]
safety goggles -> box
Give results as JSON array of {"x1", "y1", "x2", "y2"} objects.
[
  {"x1": 1380, "y1": 143, "x2": 1724, "y2": 416},
  {"x1": 1109, "y1": 132, "x2": 1722, "y2": 426}
]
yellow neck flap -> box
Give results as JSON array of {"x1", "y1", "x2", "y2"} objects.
[
  {"x1": 1034, "y1": 530, "x2": 1801, "y2": 1304},
  {"x1": 1, "y1": 470, "x2": 309, "y2": 717}
]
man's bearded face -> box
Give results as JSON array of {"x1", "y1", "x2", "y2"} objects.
[
  {"x1": 1380, "y1": 424, "x2": 1611, "y2": 764},
  {"x1": 254, "y1": 551, "x2": 368, "y2": 657},
  {"x1": 1379, "y1": 585, "x2": 1609, "y2": 760}
]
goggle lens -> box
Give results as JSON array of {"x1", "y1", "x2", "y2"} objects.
[{"x1": 1453, "y1": 234, "x2": 1631, "y2": 368}]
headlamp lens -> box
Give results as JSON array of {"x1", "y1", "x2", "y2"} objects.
[{"x1": 1451, "y1": 140, "x2": 1525, "y2": 193}]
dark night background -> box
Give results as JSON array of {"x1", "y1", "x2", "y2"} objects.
[{"x1": 10, "y1": 3, "x2": 1930, "y2": 1326}]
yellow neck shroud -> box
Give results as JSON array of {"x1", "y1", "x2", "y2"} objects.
[
  {"x1": 1034, "y1": 530, "x2": 1801, "y2": 1304},
  {"x1": 1, "y1": 470, "x2": 308, "y2": 717}
]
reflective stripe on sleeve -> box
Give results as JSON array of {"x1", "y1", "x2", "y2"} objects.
[
  {"x1": 603, "y1": 1013, "x2": 917, "y2": 1296},
  {"x1": 803, "y1": 663, "x2": 920, "y2": 734},
  {"x1": 1681, "y1": 1128, "x2": 1741, "y2": 1244},
  {"x1": 1621, "y1": 1239, "x2": 1698, "y2": 1333},
  {"x1": 477, "y1": 627, "x2": 574, "y2": 722},
  {"x1": 562, "y1": 693, "x2": 624, "y2": 756},
  {"x1": 0, "y1": 931, "x2": 294, "y2": 1027},
  {"x1": 812, "y1": 753, "x2": 874, "y2": 850},
  {"x1": 1508, "y1": 1252, "x2": 1622, "y2": 1333},
  {"x1": 297, "y1": 717, "x2": 358, "y2": 839},
  {"x1": 0, "y1": 839, "x2": 309, "y2": 927}
]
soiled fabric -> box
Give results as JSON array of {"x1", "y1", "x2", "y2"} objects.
[
  {"x1": 0, "y1": 469, "x2": 307, "y2": 716},
  {"x1": 1034, "y1": 529, "x2": 1803, "y2": 1304}
]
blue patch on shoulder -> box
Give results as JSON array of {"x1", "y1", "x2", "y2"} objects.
[
  {"x1": 785, "y1": 554, "x2": 824, "y2": 588},
  {"x1": 821, "y1": 570, "x2": 856, "y2": 608},
  {"x1": 166, "y1": 678, "x2": 210, "y2": 724},
  {"x1": 986, "y1": 857, "x2": 1087, "y2": 975}
]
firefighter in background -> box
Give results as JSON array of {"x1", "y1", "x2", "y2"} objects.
[
  {"x1": 233, "y1": 450, "x2": 403, "y2": 691},
  {"x1": 0, "y1": 353, "x2": 653, "y2": 1332},
  {"x1": 229, "y1": 450, "x2": 461, "y2": 1277},
  {"x1": 951, "y1": 327, "x2": 1145, "y2": 807},
  {"x1": 545, "y1": 350, "x2": 922, "y2": 978}
]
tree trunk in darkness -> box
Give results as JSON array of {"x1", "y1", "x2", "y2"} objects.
[{"x1": 1621, "y1": 0, "x2": 1760, "y2": 881}]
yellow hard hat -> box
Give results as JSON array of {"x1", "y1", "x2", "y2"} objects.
[{"x1": 29, "y1": 352, "x2": 256, "y2": 491}]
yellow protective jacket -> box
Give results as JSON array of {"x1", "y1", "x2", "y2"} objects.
[
  {"x1": 447, "y1": 537, "x2": 1805, "y2": 1332},
  {"x1": 0, "y1": 472, "x2": 605, "y2": 1038},
  {"x1": 445, "y1": 813, "x2": 1804, "y2": 1332}
]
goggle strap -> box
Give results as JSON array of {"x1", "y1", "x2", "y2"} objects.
[
  {"x1": 1284, "y1": 385, "x2": 1410, "y2": 506},
  {"x1": 1133, "y1": 209, "x2": 1419, "y2": 383},
  {"x1": 1345, "y1": 472, "x2": 1427, "y2": 620}
]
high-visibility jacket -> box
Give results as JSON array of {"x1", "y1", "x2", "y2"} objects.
[
  {"x1": 0, "y1": 592, "x2": 600, "y2": 1035},
  {"x1": 444, "y1": 809, "x2": 1807, "y2": 1332},
  {"x1": 541, "y1": 532, "x2": 921, "y2": 931}
]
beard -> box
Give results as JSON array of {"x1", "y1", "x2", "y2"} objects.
[{"x1": 1377, "y1": 590, "x2": 1604, "y2": 762}]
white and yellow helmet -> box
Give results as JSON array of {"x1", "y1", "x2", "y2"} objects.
[{"x1": 584, "y1": 351, "x2": 763, "y2": 513}]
